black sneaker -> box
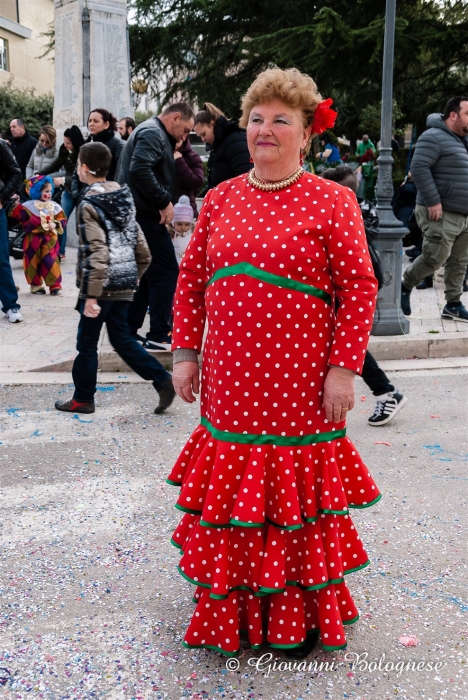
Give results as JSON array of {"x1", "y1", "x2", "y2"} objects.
[
  {"x1": 144, "y1": 339, "x2": 171, "y2": 351},
  {"x1": 400, "y1": 283, "x2": 412, "y2": 316},
  {"x1": 368, "y1": 391, "x2": 408, "y2": 426},
  {"x1": 441, "y1": 302, "x2": 468, "y2": 323},
  {"x1": 154, "y1": 379, "x2": 176, "y2": 414},
  {"x1": 416, "y1": 275, "x2": 433, "y2": 290},
  {"x1": 143, "y1": 334, "x2": 172, "y2": 351},
  {"x1": 55, "y1": 398, "x2": 95, "y2": 414},
  {"x1": 405, "y1": 246, "x2": 421, "y2": 260}
]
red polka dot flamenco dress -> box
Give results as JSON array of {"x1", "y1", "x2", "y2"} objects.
[{"x1": 167, "y1": 172, "x2": 380, "y2": 656}]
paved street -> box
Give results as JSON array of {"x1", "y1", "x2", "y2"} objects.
[
  {"x1": 1, "y1": 250, "x2": 467, "y2": 375},
  {"x1": 0, "y1": 371, "x2": 466, "y2": 699}
]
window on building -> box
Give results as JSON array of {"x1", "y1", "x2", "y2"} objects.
[
  {"x1": 0, "y1": 37, "x2": 8, "y2": 72},
  {"x1": 0, "y1": 0, "x2": 19, "y2": 23}
]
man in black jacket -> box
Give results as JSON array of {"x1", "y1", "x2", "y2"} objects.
[
  {"x1": 9, "y1": 119, "x2": 38, "y2": 178},
  {"x1": 0, "y1": 139, "x2": 23, "y2": 322},
  {"x1": 117, "y1": 102, "x2": 195, "y2": 348}
]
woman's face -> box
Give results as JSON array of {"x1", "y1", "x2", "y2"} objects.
[
  {"x1": 194, "y1": 121, "x2": 215, "y2": 145},
  {"x1": 63, "y1": 136, "x2": 73, "y2": 152},
  {"x1": 39, "y1": 132, "x2": 52, "y2": 149},
  {"x1": 247, "y1": 99, "x2": 310, "y2": 169},
  {"x1": 88, "y1": 112, "x2": 109, "y2": 134}
]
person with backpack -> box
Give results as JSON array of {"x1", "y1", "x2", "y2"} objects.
[{"x1": 54, "y1": 142, "x2": 175, "y2": 416}]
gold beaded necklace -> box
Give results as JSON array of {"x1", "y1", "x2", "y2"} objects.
[{"x1": 247, "y1": 166, "x2": 304, "y2": 192}]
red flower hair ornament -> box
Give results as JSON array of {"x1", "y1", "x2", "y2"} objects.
[{"x1": 311, "y1": 98, "x2": 337, "y2": 135}]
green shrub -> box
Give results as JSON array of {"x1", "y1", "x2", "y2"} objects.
[
  {"x1": 134, "y1": 110, "x2": 154, "y2": 125},
  {"x1": 0, "y1": 79, "x2": 53, "y2": 138}
]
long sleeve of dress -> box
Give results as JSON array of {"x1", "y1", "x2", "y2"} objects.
[
  {"x1": 326, "y1": 186, "x2": 377, "y2": 374},
  {"x1": 171, "y1": 197, "x2": 212, "y2": 352}
]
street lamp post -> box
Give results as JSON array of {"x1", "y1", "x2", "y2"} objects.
[{"x1": 372, "y1": 0, "x2": 410, "y2": 335}]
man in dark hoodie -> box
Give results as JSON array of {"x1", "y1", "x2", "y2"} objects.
[
  {"x1": 55, "y1": 142, "x2": 175, "y2": 415},
  {"x1": 9, "y1": 119, "x2": 38, "y2": 178},
  {"x1": 401, "y1": 96, "x2": 468, "y2": 322}
]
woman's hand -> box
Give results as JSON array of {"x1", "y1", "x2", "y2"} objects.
[
  {"x1": 173, "y1": 361, "x2": 200, "y2": 403},
  {"x1": 323, "y1": 366, "x2": 355, "y2": 423},
  {"x1": 54, "y1": 177, "x2": 65, "y2": 187}
]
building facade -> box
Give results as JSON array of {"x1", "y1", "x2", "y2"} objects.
[{"x1": 0, "y1": 0, "x2": 54, "y2": 94}]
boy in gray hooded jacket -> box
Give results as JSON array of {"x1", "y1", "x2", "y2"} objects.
[{"x1": 55, "y1": 142, "x2": 175, "y2": 414}]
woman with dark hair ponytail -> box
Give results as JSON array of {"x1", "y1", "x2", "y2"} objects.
[
  {"x1": 71, "y1": 108, "x2": 124, "y2": 204},
  {"x1": 194, "y1": 102, "x2": 251, "y2": 193},
  {"x1": 85, "y1": 109, "x2": 122, "y2": 179}
]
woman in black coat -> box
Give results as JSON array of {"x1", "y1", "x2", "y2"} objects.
[
  {"x1": 194, "y1": 103, "x2": 251, "y2": 193},
  {"x1": 71, "y1": 108, "x2": 124, "y2": 202}
]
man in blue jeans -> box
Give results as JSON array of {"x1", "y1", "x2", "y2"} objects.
[{"x1": 0, "y1": 139, "x2": 23, "y2": 323}]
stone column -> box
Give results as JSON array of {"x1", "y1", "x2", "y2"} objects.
[
  {"x1": 53, "y1": 0, "x2": 133, "y2": 246},
  {"x1": 53, "y1": 0, "x2": 133, "y2": 129}
]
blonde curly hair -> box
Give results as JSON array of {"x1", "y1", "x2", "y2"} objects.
[{"x1": 239, "y1": 67, "x2": 322, "y2": 130}]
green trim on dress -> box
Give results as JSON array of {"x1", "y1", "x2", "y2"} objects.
[
  {"x1": 348, "y1": 493, "x2": 382, "y2": 509},
  {"x1": 171, "y1": 507, "x2": 375, "y2": 530},
  {"x1": 177, "y1": 560, "x2": 370, "y2": 599},
  {"x1": 206, "y1": 261, "x2": 333, "y2": 306},
  {"x1": 200, "y1": 415, "x2": 346, "y2": 446},
  {"x1": 343, "y1": 614, "x2": 360, "y2": 626},
  {"x1": 182, "y1": 640, "x2": 238, "y2": 657}
]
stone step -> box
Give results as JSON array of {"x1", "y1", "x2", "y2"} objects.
[{"x1": 28, "y1": 332, "x2": 468, "y2": 373}]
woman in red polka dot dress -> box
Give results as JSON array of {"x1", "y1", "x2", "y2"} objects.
[{"x1": 167, "y1": 67, "x2": 380, "y2": 658}]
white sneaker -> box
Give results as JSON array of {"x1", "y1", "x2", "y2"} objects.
[
  {"x1": 368, "y1": 391, "x2": 408, "y2": 426},
  {"x1": 6, "y1": 307, "x2": 23, "y2": 323}
]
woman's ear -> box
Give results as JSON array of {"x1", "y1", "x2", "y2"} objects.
[{"x1": 302, "y1": 126, "x2": 312, "y2": 149}]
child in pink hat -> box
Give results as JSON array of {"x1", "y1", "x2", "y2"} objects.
[{"x1": 170, "y1": 195, "x2": 194, "y2": 264}]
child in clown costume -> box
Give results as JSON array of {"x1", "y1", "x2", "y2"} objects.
[{"x1": 10, "y1": 175, "x2": 67, "y2": 295}]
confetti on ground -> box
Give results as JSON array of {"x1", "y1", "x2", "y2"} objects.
[
  {"x1": 0, "y1": 376, "x2": 466, "y2": 698},
  {"x1": 398, "y1": 635, "x2": 419, "y2": 647},
  {"x1": 374, "y1": 441, "x2": 392, "y2": 446}
]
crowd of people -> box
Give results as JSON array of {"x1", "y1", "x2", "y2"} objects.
[
  {"x1": 1, "y1": 64, "x2": 467, "y2": 659},
  {"x1": 1, "y1": 90, "x2": 467, "y2": 409}
]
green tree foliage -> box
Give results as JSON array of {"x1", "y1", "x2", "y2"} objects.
[
  {"x1": 129, "y1": 0, "x2": 468, "y2": 142},
  {"x1": 358, "y1": 100, "x2": 405, "y2": 137},
  {"x1": 0, "y1": 79, "x2": 54, "y2": 137}
]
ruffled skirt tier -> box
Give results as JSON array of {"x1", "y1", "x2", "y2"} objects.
[{"x1": 167, "y1": 425, "x2": 380, "y2": 655}]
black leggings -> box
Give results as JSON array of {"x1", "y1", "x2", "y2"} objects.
[{"x1": 361, "y1": 351, "x2": 394, "y2": 396}]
